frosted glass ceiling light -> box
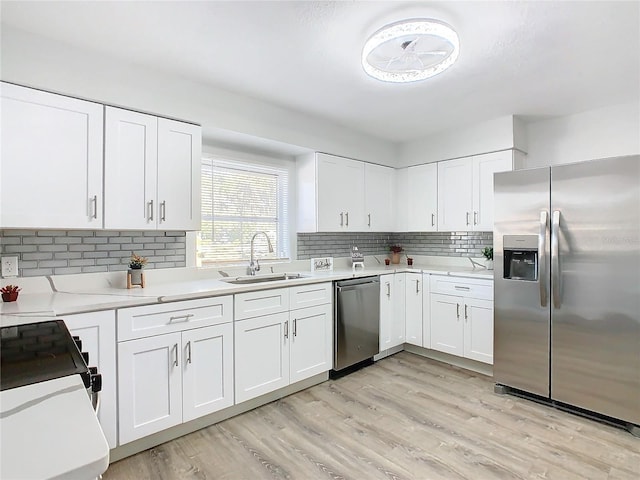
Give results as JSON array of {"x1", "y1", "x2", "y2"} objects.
[{"x1": 362, "y1": 18, "x2": 459, "y2": 83}]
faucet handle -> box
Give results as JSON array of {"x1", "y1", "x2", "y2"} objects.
[{"x1": 255, "y1": 259, "x2": 260, "y2": 272}]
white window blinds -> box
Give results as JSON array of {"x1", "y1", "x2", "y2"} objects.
[{"x1": 199, "y1": 158, "x2": 290, "y2": 266}]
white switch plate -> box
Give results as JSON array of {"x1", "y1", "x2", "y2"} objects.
[{"x1": 1, "y1": 256, "x2": 19, "y2": 277}]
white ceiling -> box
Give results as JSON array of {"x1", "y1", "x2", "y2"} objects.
[{"x1": 1, "y1": 1, "x2": 639, "y2": 143}]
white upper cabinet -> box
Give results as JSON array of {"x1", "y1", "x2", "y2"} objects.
[
  {"x1": 317, "y1": 153, "x2": 365, "y2": 231},
  {"x1": 157, "y1": 119, "x2": 201, "y2": 231},
  {"x1": 0, "y1": 82, "x2": 104, "y2": 228},
  {"x1": 104, "y1": 107, "x2": 158, "y2": 229},
  {"x1": 364, "y1": 163, "x2": 394, "y2": 231},
  {"x1": 297, "y1": 152, "x2": 395, "y2": 232},
  {"x1": 437, "y1": 158, "x2": 474, "y2": 231},
  {"x1": 438, "y1": 151, "x2": 513, "y2": 232},
  {"x1": 407, "y1": 162, "x2": 438, "y2": 231},
  {"x1": 104, "y1": 108, "x2": 201, "y2": 231},
  {"x1": 472, "y1": 151, "x2": 513, "y2": 231}
]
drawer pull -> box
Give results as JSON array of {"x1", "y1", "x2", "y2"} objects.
[
  {"x1": 454, "y1": 286, "x2": 470, "y2": 291},
  {"x1": 169, "y1": 313, "x2": 194, "y2": 323}
]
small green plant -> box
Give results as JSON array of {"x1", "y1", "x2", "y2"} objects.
[
  {"x1": 389, "y1": 244, "x2": 403, "y2": 253},
  {"x1": 129, "y1": 252, "x2": 148, "y2": 269},
  {"x1": 0, "y1": 285, "x2": 21, "y2": 295},
  {"x1": 481, "y1": 247, "x2": 493, "y2": 261}
]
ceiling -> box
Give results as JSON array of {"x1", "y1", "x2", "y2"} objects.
[{"x1": 1, "y1": 1, "x2": 639, "y2": 143}]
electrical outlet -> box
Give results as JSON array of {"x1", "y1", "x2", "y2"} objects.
[{"x1": 1, "y1": 256, "x2": 19, "y2": 277}]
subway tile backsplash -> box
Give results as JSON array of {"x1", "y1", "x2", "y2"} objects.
[
  {"x1": 0, "y1": 230, "x2": 186, "y2": 277},
  {"x1": 297, "y1": 231, "x2": 493, "y2": 260}
]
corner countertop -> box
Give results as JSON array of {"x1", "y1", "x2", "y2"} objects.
[{"x1": 1, "y1": 259, "x2": 494, "y2": 323}]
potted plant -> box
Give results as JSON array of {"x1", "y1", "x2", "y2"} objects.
[
  {"x1": 389, "y1": 244, "x2": 403, "y2": 265},
  {"x1": 128, "y1": 252, "x2": 148, "y2": 287},
  {"x1": 1, "y1": 284, "x2": 21, "y2": 302},
  {"x1": 482, "y1": 247, "x2": 494, "y2": 270}
]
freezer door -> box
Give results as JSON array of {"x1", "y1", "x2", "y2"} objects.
[
  {"x1": 550, "y1": 156, "x2": 640, "y2": 425},
  {"x1": 494, "y1": 167, "x2": 551, "y2": 397}
]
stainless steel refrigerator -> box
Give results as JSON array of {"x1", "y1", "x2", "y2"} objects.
[{"x1": 493, "y1": 155, "x2": 640, "y2": 434}]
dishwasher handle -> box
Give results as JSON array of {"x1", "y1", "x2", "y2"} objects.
[{"x1": 336, "y1": 282, "x2": 378, "y2": 292}]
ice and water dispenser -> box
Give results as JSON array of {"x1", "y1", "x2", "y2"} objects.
[{"x1": 503, "y1": 235, "x2": 538, "y2": 281}]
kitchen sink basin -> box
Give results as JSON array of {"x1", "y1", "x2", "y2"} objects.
[{"x1": 221, "y1": 273, "x2": 307, "y2": 285}]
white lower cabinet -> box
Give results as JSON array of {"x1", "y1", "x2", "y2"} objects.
[
  {"x1": 429, "y1": 276, "x2": 494, "y2": 364},
  {"x1": 117, "y1": 297, "x2": 234, "y2": 445},
  {"x1": 404, "y1": 273, "x2": 423, "y2": 346},
  {"x1": 234, "y1": 283, "x2": 333, "y2": 404},
  {"x1": 380, "y1": 273, "x2": 405, "y2": 350},
  {"x1": 64, "y1": 310, "x2": 117, "y2": 449}
]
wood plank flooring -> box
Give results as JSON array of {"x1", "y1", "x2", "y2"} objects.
[{"x1": 103, "y1": 352, "x2": 639, "y2": 480}]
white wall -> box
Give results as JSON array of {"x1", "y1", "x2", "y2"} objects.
[
  {"x1": 397, "y1": 115, "x2": 519, "y2": 167},
  {"x1": 523, "y1": 102, "x2": 640, "y2": 168},
  {"x1": 0, "y1": 26, "x2": 397, "y2": 166}
]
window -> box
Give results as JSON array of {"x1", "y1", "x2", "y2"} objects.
[{"x1": 198, "y1": 157, "x2": 290, "y2": 266}]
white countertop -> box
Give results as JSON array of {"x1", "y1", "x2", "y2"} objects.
[
  {"x1": 1, "y1": 258, "x2": 493, "y2": 325},
  {"x1": 0, "y1": 374, "x2": 110, "y2": 480}
]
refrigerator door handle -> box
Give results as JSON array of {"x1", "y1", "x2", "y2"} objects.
[
  {"x1": 539, "y1": 210, "x2": 548, "y2": 307},
  {"x1": 551, "y1": 210, "x2": 562, "y2": 308}
]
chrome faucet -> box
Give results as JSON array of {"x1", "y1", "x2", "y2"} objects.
[{"x1": 247, "y1": 231, "x2": 274, "y2": 276}]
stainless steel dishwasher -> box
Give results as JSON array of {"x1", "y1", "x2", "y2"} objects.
[{"x1": 333, "y1": 276, "x2": 380, "y2": 373}]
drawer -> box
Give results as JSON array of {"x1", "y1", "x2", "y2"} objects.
[
  {"x1": 117, "y1": 296, "x2": 233, "y2": 341},
  {"x1": 429, "y1": 275, "x2": 493, "y2": 300},
  {"x1": 289, "y1": 282, "x2": 332, "y2": 310},
  {"x1": 234, "y1": 288, "x2": 290, "y2": 320}
]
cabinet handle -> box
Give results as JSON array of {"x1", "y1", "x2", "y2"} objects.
[
  {"x1": 340, "y1": 212, "x2": 344, "y2": 226},
  {"x1": 466, "y1": 212, "x2": 470, "y2": 226},
  {"x1": 148, "y1": 199, "x2": 154, "y2": 221},
  {"x1": 345, "y1": 212, "x2": 349, "y2": 227},
  {"x1": 284, "y1": 320, "x2": 289, "y2": 339},
  {"x1": 454, "y1": 286, "x2": 470, "y2": 291},
  {"x1": 172, "y1": 343, "x2": 178, "y2": 367},
  {"x1": 186, "y1": 341, "x2": 192, "y2": 364},
  {"x1": 416, "y1": 279, "x2": 420, "y2": 294},
  {"x1": 456, "y1": 303, "x2": 460, "y2": 319},
  {"x1": 473, "y1": 211, "x2": 478, "y2": 225},
  {"x1": 160, "y1": 201, "x2": 166, "y2": 222},
  {"x1": 91, "y1": 195, "x2": 98, "y2": 219},
  {"x1": 386, "y1": 282, "x2": 391, "y2": 297},
  {"x1": 368, "y1": 213, "x2": 371, "y2": 227},
  {"x1": 464, "y1": 304, "x2": 468, "y2": 322},
  {"x1": 169, "y1": 313, "x2": 194, "y2": 323},
  {"x1": 293, "y1": 318, "x2": 297, "y2": 337},
  {"x1": 431, "y1": 213, "x2": 435, "y2": 227}
]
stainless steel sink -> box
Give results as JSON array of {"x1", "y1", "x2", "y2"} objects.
[{"x1": 221, "y1": 273, "x2": 307, "y2": 285}]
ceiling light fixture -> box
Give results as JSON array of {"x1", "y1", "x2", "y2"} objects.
[{"x1": 362, "y1": 18, "x2": 460, "y2": 83}]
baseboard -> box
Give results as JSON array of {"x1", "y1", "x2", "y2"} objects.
[{"x1": 403, "y1": 344, "x2": 494, "y2": 377}]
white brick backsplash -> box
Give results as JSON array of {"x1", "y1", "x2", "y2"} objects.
[{"x1": 0, "y1": 229, "x2": 186, "y2": 276}]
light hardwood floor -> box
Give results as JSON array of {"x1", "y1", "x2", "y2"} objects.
[{"x1": 104, "y1": 352, "x2": 639, "y2": 480}]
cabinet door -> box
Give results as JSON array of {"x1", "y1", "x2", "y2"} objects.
[
  {"x1": 430, "y1": 293, "x2": 464, "y2": 356},
  {"x1": 472, "y1": 151, "x2": 513, "y2": 231},
  {"x1": 234, "y1": 312, "x2": 290, "y2": 403},
  {"x1": 405, "y1": 273, "x2": 423, "y2": 347},
  {"x1": 290, "y1": 303, "x2": 332, "y2": 383},
  {"x1": 182, "y1": 323, "x2": 234, "y2": 422},
  {"x1": 463, "y1": 298, "x2": 494, "y2": 364},
  {"x1": 0, "y1": 83, "x2": 104, "y2": 228},
  {"x1": 379, "y1": 274, "x2": 395, "y2": 350},
  {"x1": 65, "y1": 311, "x2": 117, "y2": 449},
  {"x1": 317, "y1": 154, "x2": 364, "y2": 231},
  {"x1": 438, "y1": 158, "x2": 473, "y2": 231},
  {"x1": 407, "y1": 163, "x2": 438, "y2": 231},
  {"x1": 104, "y1": 107, "x2": 158, "y2": 229},
  {"x1": 157, "y1": 118, "x2": 202, "y2": 231},
  {"x1": 391, "y1": 273, "x2": 406, "y2": 347},
  {"x1": 421, "y1": 273, "x2": 432, "y2": 348},
  {"x1": 118, "y1": 332, "x2": 182, "y2": 444},
  {"x1": 364, "y1": 163, "x2": 394, "y2": 231}
]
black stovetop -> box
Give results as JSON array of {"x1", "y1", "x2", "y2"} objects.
[{"x1": 0, "y1": 320, "x2": 89, "y2": 391}]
